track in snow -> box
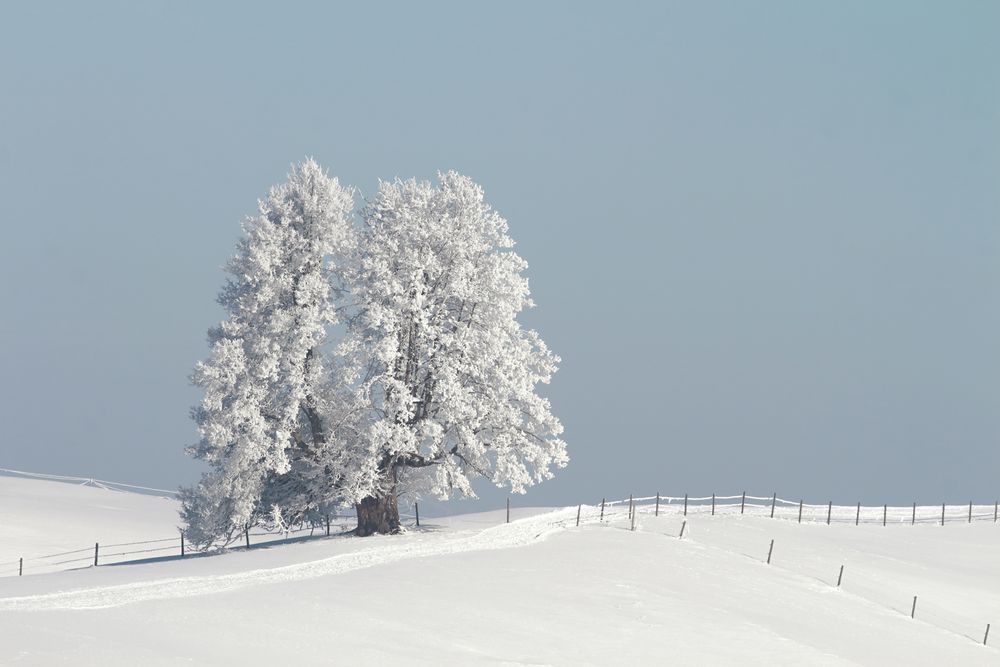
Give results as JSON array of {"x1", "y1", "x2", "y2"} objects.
[{"x1": 0, "y1": 507, "x2": 580, "y2": 612}]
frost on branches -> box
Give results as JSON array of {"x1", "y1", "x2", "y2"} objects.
[
  {"x1": 333, "y1": 173, "x2": 567, "y2": 535},
  {"x1": 181, "y1": 160, "x2": 354, "y2": 546},
  {"x1": 183, "y1": 164, "x2": 566, "y2": 543}
]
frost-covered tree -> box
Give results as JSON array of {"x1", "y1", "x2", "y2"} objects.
[
  {"x1": 181, "y1": 159, "x2": 354, "y2": 546},
  {"x1": 331, "y1": 172, "x2": 567, "y2": 535},
  {"x1": 184, "y1": 165, "x2": 566, "y2": 542}
]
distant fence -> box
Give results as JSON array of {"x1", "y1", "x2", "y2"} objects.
[
  {"x1": 590, "y1": 493, "x2": 997, "y2": 648},
  {"x1": 0, "y1": 467, "x2": 373, "y2": 577},
  {"x1": 3, "y1": 482, "x2": 995, "y2": 648},
  {"x1": 1, "y1": 478, "x2": 997, "y2": 579},
  {"x1": 0, "y1": 468, "x2": 440, "y2": 578},
  {"x1": 0, "y1": 513, "x2": 384, "y2": 578},
  {"x1": 0, "y1": 467, "x2": 178, "y2": 497},
  {"x1": 597, "y1": 493, "x2": 1000, "y2": 526}
]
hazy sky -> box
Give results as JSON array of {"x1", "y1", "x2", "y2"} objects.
[{"x1": 1, "y1": 1, "x2": 997, "y2": 512}]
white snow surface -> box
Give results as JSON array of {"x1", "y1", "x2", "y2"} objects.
[
  {"x1": 1, "y1": 477, "x2": 997, "y2": 665},
  {"x1": 0, "y1": 475, "x2": 180, "y2": 572}
]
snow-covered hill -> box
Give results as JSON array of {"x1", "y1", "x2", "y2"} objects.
[
  {"x1": 0, "y1": 476, "x2": 997, "y2": 665},
  {"x1": 0, "y1": 474, "x2": 180, "y2": 574}
]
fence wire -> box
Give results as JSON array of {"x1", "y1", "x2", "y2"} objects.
[
  {"x1": 4, "y1": 493, "x2": 998, "y2": 579},
  {"x1": 598, "y1": 494, "x2": 999, "y2": 527},
  {"x1": 584, "y1": 495, "x2": 996, "y2": 648},
  {"x1": 0, "y1": 467, "x2": 178, "y2": 497}
]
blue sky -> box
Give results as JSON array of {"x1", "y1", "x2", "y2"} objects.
[{"x1": 1, "y1": 1, "x2": 997, "y2": 510}]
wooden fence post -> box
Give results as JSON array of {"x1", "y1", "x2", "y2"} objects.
[
  {"x1": 766, "y1": 539, "x2": 774, "y2": 564},
  {"x1": 628, "y1": 494, "x2": 634, "y2": 521},
  {"x1": 576, "y1": 504, "x2": 581, "y2": 527},
  {"x1": 985, "y1": 623, "x2": 991, "y2": 646},
  {"x1": 415, "y1": 503, "x2": 420, "y2": 527},
  {"x1": 968, "y1": 501, "x2": 972, "y2": 523},
  {"x1": 770, "y1": 493, "x2": 776, "y2": 518},
  {"x1": 883, "y1": 504, "x2": 887, "y2": 527},
  {"x1": 712, "y1": 493, "x2": 716, "y2": 516},
  {"x1": 837, "y1": 565, "x2": 844, "y2": 587},
  {"x1": 741, "y1": 491, "x2": 746, "y2": 514},
  {"x1": 600, "y1": 498, "x2": 605, "y2": 521},
  {"x1": 326, "y1": 516, "x2": 331, "y2": 536},
  {"x1": 994, "y1": 501, "x2": 997, "y2": 523},
  {"x1": 856, "y1": 502, "x2": 860, "y2": 526},
  {"x1": 679, "y1": 520, "x2": 686, "y2": 539},
  {"x1": 827, "y1": 501, "x2": 832, "y2": 525},
  {"x1": 655, "y1": 493, "x2": 660, "y2": 517},
  {"x1": 683, "y1": 493, "x2": 688, "y2": 516},
  {"x1": 180, "y1": 533, "x2": 185, "y2": 557},
  {"x1": 245, "y1": 526, "x2": 250, "y2": 549},
  {"x1": 19, "y1": 557, "x2": 22, "y2": 576},
  {"x1": 798, "y1": 500, "x2": 803, "y2": 524},
  {"x1": 506, "y1": 497, "x2": 510, "y2": 524},
  {"x1": 941, "y1": 503, "x2": 945, "y2": 526},
  {"x1": 912, "y1": 502, "x2": 916, "y2": 526},
  {"x1": 911, "y1": 596, "x2": 917, "y2": 619},
  {"x1": 94, "y1": 542, "x2": 99, "y2": 567}
]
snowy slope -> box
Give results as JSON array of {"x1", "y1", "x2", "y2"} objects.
[
  {"x1": 0, "y1": 479, "x2": 997, "y2": 665},
  {"x1": 0, "y1": 475, "x2": 180, "y2": 575}
]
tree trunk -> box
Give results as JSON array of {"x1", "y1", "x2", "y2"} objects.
[{"x1": 355, "y1": 492, "x2": 401, "y2": 536}]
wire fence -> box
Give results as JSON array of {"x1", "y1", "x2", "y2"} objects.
[
  {"x1": 0, "y1": 508, "x2": 429, "y2": 578},
  {"x1": 0, "y1": 467, "x2": 178, "y2": 497},
  {"x1": 2, "y1": 481, "x2": 995, "y2": 649},
  {"x1": 584, "y1": 493, "x2": 997, "y2": 648},
  {"x1": 0, "y1": 468, "x2": 429, "y2": 578},
  {"x1": 4, "y1": 488, "x2": 997, "y2": 579},
  {"x1": 595, "y1": 493, "x2": 1000, "y2": 526}
]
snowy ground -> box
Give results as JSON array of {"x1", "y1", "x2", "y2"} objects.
[
  {"x1": 1, "y1": 477, "x2": 997, "y2": 665},
  {"x1": 0, "y1": 475, "x2": 182, "y2": 575}
]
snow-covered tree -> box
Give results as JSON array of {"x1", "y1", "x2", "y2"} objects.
[
  {"x1": 181, "y1": 159, "x2": 354, "y2": 546},
  {"x1": 331, "y1": 172, "x2": 567, "y2": 535},
  {"x1": 184, "y1": 165, "x2": 566, "y2": 542}
]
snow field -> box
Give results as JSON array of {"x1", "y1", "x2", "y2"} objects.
[
  {"x1": 1, "y1": 478, "x2": 998, "y2": 665},
  {"x1": 0, "y1": 475, "x2": 181, "y2": 576}
]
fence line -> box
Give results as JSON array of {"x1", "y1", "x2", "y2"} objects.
[
  {"x1": 0, "y1": 467, "x2": 178, "y2": 497},
  {"x1": 4, "y1": 513, "x2": 364, "y2": 578},
  {"x1": 2, "y1": 491, "x2": 994, "y2": 651},
  {"x1": 599, "y1": 494, "x2": 999, "y2": 526},
  {"x1": 4, "y1": 491, "x2": 998, "y2": 578},
  {"x1": 586, "y1": 495, "x2": 996, "y2": 648},
  {"x1": 100, "y1": 536, "x2": 181, "y2": 549}
]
